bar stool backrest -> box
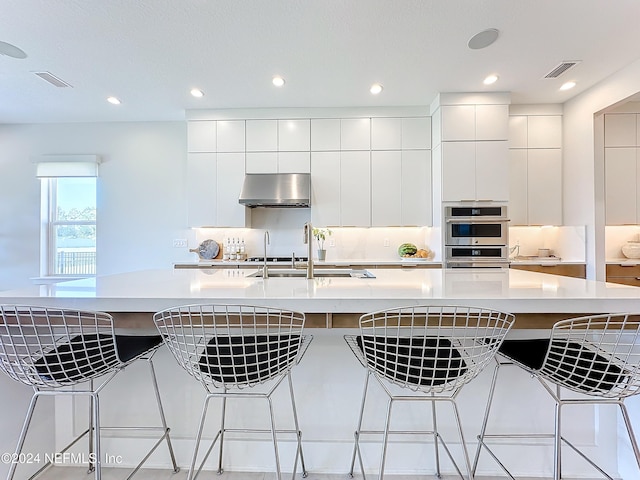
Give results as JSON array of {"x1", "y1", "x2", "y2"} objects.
[
  {"x1": 0, "y1": 305, "x2": 120, "y2": 388},
  {"x1": 358, "y1": 305, "x2": 514, "y2": 394},
  {"x1": 540, "y1": 313, "x2": 640, "y2": 398},
  {"x1": 154, "y1": 304, "x2": 307, "y2": 390}
]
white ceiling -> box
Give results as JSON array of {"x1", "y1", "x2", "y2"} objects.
[{"x1": 1, "y1": 0, "x2": 640, "y2": 123}]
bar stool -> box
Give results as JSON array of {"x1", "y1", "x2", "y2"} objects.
[
  {"x1": 344, "y1": 304, "x2": 515, "y2": 480},
  {"x1": 153, "y1": 303, "x2": 313, "y2": 480},
  {"x1": 0, "y1": 304, "x2": 179, "y2": 480},
  {"x1": 473, "y1": 313, "x2": 640, "y2": 480}
]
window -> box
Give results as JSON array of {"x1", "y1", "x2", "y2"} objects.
[{"x1": 43, "y1": 177, "x2": 96, "y2": 276}]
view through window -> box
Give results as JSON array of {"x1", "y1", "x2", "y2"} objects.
[{"x1": 48, "y1": 177, "x2": 96, "y2": 275}]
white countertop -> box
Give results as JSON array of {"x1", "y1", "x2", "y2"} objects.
[
  {"x1": 174, "y1": 258, "x2": 443, "y2": 267},
  {"x1": 1, "y1": 267, "x2": 639, "y2": 314}
]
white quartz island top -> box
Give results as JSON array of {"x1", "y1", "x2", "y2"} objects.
[{"x1": 2, "y1": 267, "x2": 640, "y2": 314}]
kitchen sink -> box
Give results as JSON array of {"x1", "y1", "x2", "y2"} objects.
[{"x1": 247, "y1": 268, "x2": 375, "y2": 278}]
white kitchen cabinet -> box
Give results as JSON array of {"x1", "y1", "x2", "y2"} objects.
[
  {"x1": 246, "y1": 120, "x2": 277, "y2": 152},
  {"x1": 187, "y1": 153, "x2": 217, "y2": 226},
  {"x1": 187, "y1": 121, "x2": 216, "y2": 152},
  {"x1": 310, "y1": 152, "x2": 341, "y2": 226},
  {"x1": 475, "y1": 141, "x2": 509, "y2": 201},
  {"x1": 217, "y1": 120, "x2": 245, "y2": 152},
  {"x1": 278, "y1": 152, "x2": 310, "y2": 173},
  {"x1": 371, "y1": 151, "x2": 402, "y2": 226},
  {"x1": 402, "y1": 117, "x2": 431, "y2": 149},
  {"x1": 476, "y1": 105, "x2": 509, "y2": 141},
  {"x1": 441, "y1": 106, "x2": 476, "y2": 141},
  {"x1": 509, "y1": 116, "x2": 528, "y2": 149},
  {"x1": 401, "y1": 150, "x2": 432, "y2": 225},
  {"x1": 605, "y1": 114, "x2": 637, "y2": 147},
  {"x1": 527, "y1": 149, "x2": 562, "y2": 225},
  {"x1": 311, "y1": 119, "x2": 341, "y2": 151},
  {"x1": 245, "y1": 152, "x2": 278, "y2": 173},
  {"x1": 441, "y1": 142, "x2": 476, "y2": 201},
  {"x1": 605, "y1": 147, "x2": 638, "y2": 225},
  {"x1": 340, "y1": 151, "x2": 371, "y2": 226},
  {"x1": 341, "y1": 118, "x2": 371, "y2": 150},
  {"x1": 528, "y1": 116, "x2": 562, "y2": 148},
  {"x1": 217, "y1": 153, "x2": 250, "y2": 227},
  {"x1": 278, "y1": 119, "x2": 310, "y2": 151},
  {"x1": 509, "y1": 149, "x2": 562, "y2": 225},
  {"x1": 371, "y1": 118, "x2": 401, "y2": 150},
  {"x1": 509, "y1": 150, "x2": 528, "y2": 225}
]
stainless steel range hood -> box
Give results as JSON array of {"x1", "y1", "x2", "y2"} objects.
[{"x1": 238, "y1": 173, "x2": 310, "y2": 208}]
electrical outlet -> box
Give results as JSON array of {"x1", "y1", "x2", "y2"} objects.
[
  {"x1": 173, "y1": 238, "x2": 187, "y2": 248},
  {"x1": 329, "y1": 239, "x2": 335, "y2": 247},
  {"x1": 383, "y1": 238, "x2": 390, "y2": 247}
]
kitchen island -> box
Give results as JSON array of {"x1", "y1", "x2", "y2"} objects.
[{"x1": 1, "y1": 268, "x2": 639, "y2": 478}]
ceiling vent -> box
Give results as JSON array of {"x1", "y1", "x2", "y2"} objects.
[
  {"x1": 543, "y1": 61, "x2": 581, "y2": 79},
  {"x1": 33, "y1": 71, "x2": 72, "y2": 88}
]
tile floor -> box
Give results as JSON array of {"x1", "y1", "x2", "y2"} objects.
[{"x1": 34, "y1": 466, "x2": 588, "y2": 480}]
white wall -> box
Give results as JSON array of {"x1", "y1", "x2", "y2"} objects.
[{"x1": 0, "y1": 122, "x2": 187, "y2": 291}]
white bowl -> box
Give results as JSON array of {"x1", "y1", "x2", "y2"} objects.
[{"x1": 622, "y1": 242, "x2": 640, "y2": 259}]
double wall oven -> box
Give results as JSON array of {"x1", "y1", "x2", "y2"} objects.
[{"x1": 444, "y1": 202, "x2": 509, "y2": 268}]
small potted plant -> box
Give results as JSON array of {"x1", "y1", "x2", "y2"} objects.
[{"x1": 312, "y1": 227, "x2": 332, "y2": 261}]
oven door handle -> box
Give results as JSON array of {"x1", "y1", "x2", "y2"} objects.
[
  {"x1": 446, "y1": 217, "x2": 510, "y2": 223},
  {"x1": 446, "y1": 258, "x2": 511, "y2": 265}
]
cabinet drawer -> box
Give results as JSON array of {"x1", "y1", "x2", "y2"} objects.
[
  {"x1": 606, "y1": 264, "x2": 640, "y2": 277},
  {"x1": 510, "y1": 264, "x2": 586, "y2": 279},
  {"x1": 606, "y1": 276, "x2": 640, "y2": 287}
]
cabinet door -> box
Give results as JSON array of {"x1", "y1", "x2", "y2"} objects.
[
  {"x1": 278, "y1": 119, "x2": 310, "y2": 151},
  {"x1": 441, "y1": 141, "x2": 476, "y2": 201},
  {"x1": 278, "y1": 152, "x2": 310, "y2": 173},
  {"x1": 441, "y1": 105, "x2": 475, "y2": 141},
  {"x1": 217, "y1": 153, "x2": 248, "y2": 227},
  {"x1": 245, "y1": 152, "x2": 278, "y2": 173},
  {"x1": 605, "y1": 147, "x2": 637, "y2": 225},
  {"x1": 401, "y1": 150, "x2": 431, "y2": 226},
  {"x1": 605, "y1": 114, "x2": 636, "y2": 147},
  {"x1": 246, "y1": 120, "x2": 277, "y2": 152},
  {"x1": 528, "y1": 149, "x2": 562, "y2": 225},
  {"x1": 187, "y1": 153, "x2": 217, "y2": 226},
  {"x1": 509, "y1": 116, "x2": 528, "y2": 148},
  {"x1": 509, "y1": 149, "x2": 528, "y2": 225},
  {"x1": 311, "y1": 119, "x2": 340, "y2": 151},
  {"x1": 341, "y1": 118, "x2": 371, "y2": 150},
  {"x1": 476, "y1": 105, "x2": 509, "y2": 141},
  {"x1": 187, "y1": 121, "x2": 216, "y2": 152},
  {"x1": 371, "y1": 151, "x2": 402, "y2": 226},
  {"x1": 476, "y1": 141, "x2": 509, "y2": 201},
  {"x1": 528, "y1": 116, "x2": 562, "y2": 148},
  {"x1": 402, "y1": 117, "x2": 431, "y2": 149},
  {"x1": 311, "y1": 152, "x2": 341, "y2": 226},
  {"x1": 371, "y1": 118, "x2": 401, "y2": 150},
  {"x1": 217, "y1": 120, "x2": 245, "y2": 152},
  {"x1": 341, "y1": 151, "x2": 371, "y2": 226}
]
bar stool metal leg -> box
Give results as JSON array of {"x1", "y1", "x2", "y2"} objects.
[
  {"x1": 620, "y1": 402, "x2": 640, "y2": 471},
  {"x1": 7, "y1": 393, "x2": 39, "y2": 480},
  {"x1": 267, "y1": 397, "x2": 282, "y2": 480},
  {"x1": 431, "y1": 397, "x2": 441, "y2": 478},
  {"x1": 92, "y1": 393, "x2": 102, "y2": 480},
  {"x1": 349, "y1": 369, "x2": 371, "y2": 479},
  {"x1": 287, "y1": 372, "x2": 308, "y2": 478},
  {"x1": 217, "y1": 394, "x2": 227, "y2": 474}
]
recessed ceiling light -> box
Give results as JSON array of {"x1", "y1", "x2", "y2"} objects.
[
  {"x1": 272, "y1": 76, "x2": 285, "y2": 87},
  {"x1": 107, "y1": 96, "x2": 121, "y2": 105},
  {"x1": 560, "y1": 81, "x2": 576, "y2": 91},
  {"x1": 483, "y1": 74, "x2": 499, "y2": 85},
  {"x1": 190, "y1": 88, "x2": 204, "y2": 98},
  {"x1": 468, "y1": 28, "x2": 500, "y2": 50},
  {"x1": 0, "y1": 40, "x2": 27, "y2": 59},
  {"x1": 370, "y1": 83, "x2": 383, "y2": 95}
]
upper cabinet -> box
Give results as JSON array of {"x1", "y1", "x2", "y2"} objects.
[
  {"x1": 508, "y1": 114, "x2": 563, "y2": 225},
  {"x1": 605, "y1": 113, "x2": 640, "y2": 225},
  {"x1": 187, "y1": 121, "x2": 217, "y2": 152},
  {"x1": 441, "y1": 104, "x2": 509, "y2": 141}
]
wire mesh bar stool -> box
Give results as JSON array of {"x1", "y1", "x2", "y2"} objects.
[
  {"x1": 473, "y1": 312, "x2": 640, "y2": 480},
  {"x1": 153, "y1": 303, "x2": 313, "y2": 480},
  {"x1": 0, "y1": 304, "x2": 179, "y2": 480},
  {"x1": 344, "y1": 304, "x2": 515, "y2": 480}
]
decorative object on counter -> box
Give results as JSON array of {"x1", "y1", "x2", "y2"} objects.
[
  {"x1": 398, "y1": 243, "x2": 418, "y2": 257},
  {"x1": 398, "y1": 243, "x2": 432, "y2": 259},
  {"x1": 313, "y1": 227, "x2": 332, "y2": 261},
  {"x1": 537, "y1": 248, "x2": 551, "y2": 257},
  {"x1": 622, "y1": 241, "x2": 640, "y2": 259},
  {"x1": 190, "y1": 239, "x2": 221, "y2": 260},
  {"x1": 223, "y1": 237, "x2": 247, "y2": 261}
]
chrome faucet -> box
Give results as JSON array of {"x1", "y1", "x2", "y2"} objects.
[
  {"x1": 303, "y1": 222, "x2": 314, "y2": 279},
  {"x1": 263, "y1": 230, "x2": 270, "y2": 279}
]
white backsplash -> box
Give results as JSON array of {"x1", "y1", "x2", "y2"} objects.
[
  {"x1": 509, "y1": 226, "x2": 586, "y2": 261},
  {"x1": 605, "y1": 225, "x2": 640, "y2": 259}
]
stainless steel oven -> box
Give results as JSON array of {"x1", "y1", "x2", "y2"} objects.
[{"x1": 444, "y1": 202, "x2": 510, "y2": 268}]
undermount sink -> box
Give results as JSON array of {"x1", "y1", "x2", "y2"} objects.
[{"x1": 247, "y1": 268, "x2": 375, "y2": 279}]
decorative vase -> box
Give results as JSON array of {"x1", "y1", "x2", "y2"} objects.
[
  {"x1": 622, "y1": 241, "x2": 640, "y2": 259},
  {"x1": 317, "y1": 249, "x2": 326, "y2": 261}
]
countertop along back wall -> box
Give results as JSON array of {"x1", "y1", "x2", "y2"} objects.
[{"x1": 0, "y1": 121, "x2": 187, "y2": 290}]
